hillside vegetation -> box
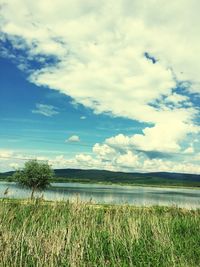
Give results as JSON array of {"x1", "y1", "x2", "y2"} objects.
[
  {"x1": 1, "y1": 169, "x2": 200, "y2": 187},
  {"x1": 1, "y1": 199, "x2": 200, "y2": 266}
]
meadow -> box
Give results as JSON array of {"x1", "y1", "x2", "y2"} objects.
[{"x1": 1, "y1": 199, "x2": 200, "y2": 267}]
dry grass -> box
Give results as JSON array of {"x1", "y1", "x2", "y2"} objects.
[{"x1": 0, "y1": 199, "x2": 200, "y2": 266}]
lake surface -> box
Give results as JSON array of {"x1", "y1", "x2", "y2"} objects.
[{"x1": 0, "y1": 181, "x2": 200, "y2": 209}]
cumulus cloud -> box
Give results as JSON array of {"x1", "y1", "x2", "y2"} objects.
[
  {"x1": 93, "y1": 143, "x2": 117, "y2": 160},
  {"x1": 1, "y1": 1, "x2": 200, "y2": 172},
  {"x1": 65, "y1": 135, "x2": 80, "y2": 143},
  {"x1": 80, "y1": 116, "x2": 86, "y2": 120},
  {"x1": 183, "y1": 146, "x2": 194, "y2": 154},
  {"x1": 92, "y1": 142, "x2": 200, "y2": 174},
  {"x1": 0, "y1": 149, "x2": 14, "y2": 159},
  {"x1": 32, "y1": 103, "x2": 59, "y2": 117},
  {"x1": 9, "y1": 163, "x2": 19, "y2": 169},
  {"x1": 1, "y1": 147, "x2": 200, "y2": 174},
  {"x1": 0, "y1": 149, "x2": 50, "y2": 171}
]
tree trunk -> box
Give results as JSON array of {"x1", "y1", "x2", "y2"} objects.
[{"x1": 31, "y1": 187, "x2": 36, "y2": 199}]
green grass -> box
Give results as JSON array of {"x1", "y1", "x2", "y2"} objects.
[
  {"x1": 48, "y1": 179, "x2": 200, "y2": 191},
  {"x1": 0, "y1": 199, "x2": 200, "y2": 266},
  {"x1": 48, "y1": 177, "x2": 200, "y2": 188}
]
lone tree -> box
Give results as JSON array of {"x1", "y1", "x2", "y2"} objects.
[{"x1": 13, "y1": 159, "x2": 54, "y2": 199}]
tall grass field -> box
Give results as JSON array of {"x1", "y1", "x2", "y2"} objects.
[{"x1": 0, "y1": 199, "x2": 200, "y2": 266}]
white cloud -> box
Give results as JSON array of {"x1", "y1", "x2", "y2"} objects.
[
  {"x1": 165, "y1": 93, "x2": 190, "y2": 105},
  {"x1": 131, "y1": 120, "x2": 198, "y2": 153},
  {"x1": 116, "y1": 151, "x2": 140, "y2": 169},
  {"x1": 90, "y1": 139, "x2": 200, "y2": 174},
  {"x1": 65, "y1": 135, "x2": 80, "y2": 143},
  {"x1": 104, "y1": 119, "x2": 198, "y2": 154},
  {"x1": 0, "y1": 149, "x2": 14, "y2": 159},
  {"x1": 184, "y1": 146, "x2": 194, "y2": 154},
  {"x1": 9, "y1": 163, "x2": 19, "y2": 170},
  {"x1": 1, "y1": 147, "x2": 200, "y2": 174},
  {"x1": 32, "y1": 104, "x2": 59, "y2": 117},
  {"x1": 1, "y1": 1, "x2": 200, "y2": 172},
  {"x1": 80, "y1": 116, "x2": 86, "y2": 120},
  {"x1": 105, "y1": 134, "x2": 130, "y2": 150},
  {"x1": 70, "y1": 148, "x2": 200, "y2": 174},
  {"x1": 93, "y1": 143, "x2": 117, "y2": 160}
]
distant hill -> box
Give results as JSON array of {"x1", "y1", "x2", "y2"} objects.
[
  {"x1": 0, "y1": 171, "x2": 14, "y2": 177},
  {"x1": 1, "y1": 168, "x2": 200, "y2": 187},
  {"x1": 54, "y1": 168, "x2": 200, "y2": 181}
]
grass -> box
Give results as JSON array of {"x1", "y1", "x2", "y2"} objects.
[
  {"x1": 48, "y1": 181, "x2": 200, "y2": 191},
  {"x1": 48, "y1": 177, "x2": 200, "y2": 189},
  {"x1": 0, "y1": 199, "x2": 200, "y2": 267}
]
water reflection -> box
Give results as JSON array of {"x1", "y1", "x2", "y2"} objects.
[{"x1": 0, "y1": 181, "x2": 200, "y2": 209}]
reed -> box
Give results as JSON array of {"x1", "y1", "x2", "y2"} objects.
[{"x1": 0, "y1": 199, "x2": 200, "y2": 266}]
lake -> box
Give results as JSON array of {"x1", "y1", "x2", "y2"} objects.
[{"x1": 0, "y1": 181, "x2": 200, "y2": 209}]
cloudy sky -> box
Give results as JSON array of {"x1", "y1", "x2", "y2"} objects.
[{"x1": 0, "y1": 0, "x2": 200, "y2": 173}]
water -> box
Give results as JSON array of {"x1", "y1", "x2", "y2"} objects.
[{"x1": 0, "y1": 181, "x2": 200, "y2": 209}]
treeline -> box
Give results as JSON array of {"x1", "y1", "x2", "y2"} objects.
[{"x1": 1, "y1": 168, "x2": 200, "y2": 187}]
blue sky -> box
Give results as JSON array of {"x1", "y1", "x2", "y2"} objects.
[
  {"x1": 0, "y1": 1, "x2": 200, "y2": 173},
  {"x1": 0, "y1": 55, "x2": 145, "y2": 169},
  {"x1": 0, "y1": 56, "x2": 144, "y2": 148}
]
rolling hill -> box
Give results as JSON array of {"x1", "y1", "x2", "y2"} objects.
[{"x1": 1, "y1": 168, "x2": 200, "y2": 187}]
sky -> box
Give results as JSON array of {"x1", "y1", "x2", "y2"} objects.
[{"x1": 0, "y1": 0, "x2": 200, "y2": 173}]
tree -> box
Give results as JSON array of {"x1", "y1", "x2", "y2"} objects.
[{"x1": 13, "y1": 159, "x2": 54, "y2": 199}]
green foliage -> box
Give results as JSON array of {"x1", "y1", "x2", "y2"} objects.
[
  {"x1": 13, "y1": 160, "x2": 53, "y2": 194},
  {"x1": 1, "y1": 200, "x2": 200, "y2": 266},
  {"x1": 2, "y1": 168, "x2": 200, "y2": 187},
  {"x1": 52, "y1": 169, "x2": 200, "y2": 188}
]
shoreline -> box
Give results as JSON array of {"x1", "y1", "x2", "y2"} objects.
[
  {"x1": 0, "y1": 179, "x2": 200, "y2": 190},
  {"x1": 1, "y1": 178, "x2": 200, "y2": 190},
  {"x1": 1, "y1": 197, "x2": 200, "y2": 210}
]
